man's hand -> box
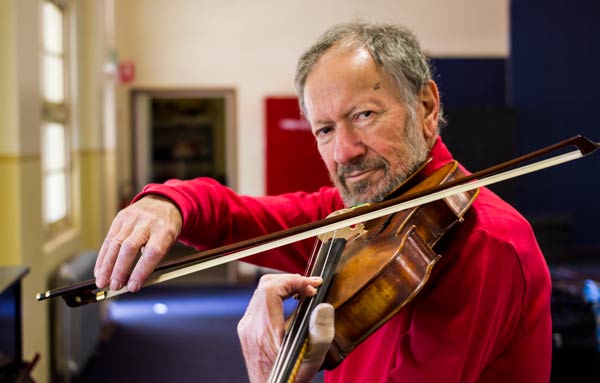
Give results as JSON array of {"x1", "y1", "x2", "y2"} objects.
[
  {"x1": 94, "y1": 195, "x2": 182, "y2": 292},
  {"x1": 237, "y1": 274, "x2": 334, "y2": 383}
]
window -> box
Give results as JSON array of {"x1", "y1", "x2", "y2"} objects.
[{"x1": 41, "y1": 0, "x2": 71, "y2": 231}]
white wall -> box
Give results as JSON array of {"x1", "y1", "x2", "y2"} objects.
[{"x1": 115, "y1": 0, "x2": 509, "y2": 196}]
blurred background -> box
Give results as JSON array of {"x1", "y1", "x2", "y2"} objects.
[{"x1": 1, "y1": 0, "x2": 599, "y2": 381}]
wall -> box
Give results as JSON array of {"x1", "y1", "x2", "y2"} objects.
[
  {"x1": 0, "y1": 0, "x2": 20, "y2": 264},
  {"x1": 510, "y1": 0, "x2": 600, "y2": 255},
  {"x1": 0, "y1": 0, "x2": 118, "y2": 381},
  {"x1": 114, "y1": 0, "x2": 510, "y2": 197},
  {"x1": 0, "y1": 1, "x2": 46, "y2": 379}
]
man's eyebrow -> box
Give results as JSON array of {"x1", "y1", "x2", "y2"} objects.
[
  {"x1": 345, "y1": 97, "x2": 385, "y2": 117},
  {"x1": 313, "y1": 96, "x2": 384, "y2": 126},
  {"x1": 312, "y1": 118, "x2": 334, "y2": 129}
]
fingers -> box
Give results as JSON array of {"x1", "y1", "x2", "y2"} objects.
[
  {"x1": 94, "y1": 195, "x2": 182, "y2": 291},
  {"x1": 127, "y1": 241, "x2": 168, "y2": 292},
  {"x1": 94, "y1": 216, "x2": 123, "y2": 285},
  {"x1": 95, "y1": 214, "x2": 129, "y2": 289},
  {"x1": 237, "y1": 274, "x2": 325, "y2": 383},
  {"x1": 239, "y1": 274, "x2": 323, "y2": 346},
  {"x1": 255, "y1": 273, "x2": 323, "y2": 301},
  {"x1": 109, "y1": 228, "x2": 151, "y2": 291},
  {"x1": 246, "y1": 274, "x2": 323, "y2": 348}
]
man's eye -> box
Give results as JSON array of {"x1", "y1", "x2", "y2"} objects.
[
  {"x1": 315, "y1": 126, "x2": 333, "y2": 137},
  {"x1": 356, "y1": 111, "x2": 374, "y2": 121}
]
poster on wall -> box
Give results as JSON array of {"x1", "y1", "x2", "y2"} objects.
[{"x1": 265, "y1": 97, "x2": 331, "y2": 195}]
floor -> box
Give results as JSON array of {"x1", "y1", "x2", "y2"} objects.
[
  {"x1": 72, "y1": 285, "x2": 252, "y2": 382},
  {"x1": 71, "y1": 284, "x2": 324, "y2": 383},
  {"x1": 67, "y1": 273, "x2": 600, "y2": 382}
]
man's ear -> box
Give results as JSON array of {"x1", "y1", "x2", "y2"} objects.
[{"x1": 419, "y1": 80, "x2": 440, "y2": 140}]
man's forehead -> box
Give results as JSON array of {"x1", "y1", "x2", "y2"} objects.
[
  {"x1": 303, "y1": 52, "x2": 391, "y2": 121},
  {"x1": 316, "y1": 44, "x2": 373, "y2": 69}
]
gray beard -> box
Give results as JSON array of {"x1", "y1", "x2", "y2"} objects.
[{"x1": 333, "y1": 118, "x2": 430, "y2": 207}]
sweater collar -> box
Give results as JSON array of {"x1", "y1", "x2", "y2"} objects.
[{"x1": 421, "y1": 137, "x2": 454, "y2": 177}]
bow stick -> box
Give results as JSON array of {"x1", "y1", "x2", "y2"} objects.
[{"x1": 36, "y1": 135, "x2": 599, "y2": 307}]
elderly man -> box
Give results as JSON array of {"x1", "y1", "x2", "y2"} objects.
[{"x1": 94, "y1": 22, "x2": 551, "y2": 382}]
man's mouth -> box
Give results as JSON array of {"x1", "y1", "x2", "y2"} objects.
[{"x1": 343, "y1": 167, "x2": 383, "y2": 184}]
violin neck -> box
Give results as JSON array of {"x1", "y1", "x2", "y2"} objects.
[{"x1": 268, "y1": 237, "x2": 346, "y2": 383}]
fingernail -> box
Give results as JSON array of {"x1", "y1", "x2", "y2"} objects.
[
  {"x1": 128, "y1": 281, "x2": 140, "y2": 292},
  {"x1": 309, "y1": 276, "x2": 323, "y2": 283},
  {"x1": 110, "y1": 279, "x2": 122, "y2": 291}
]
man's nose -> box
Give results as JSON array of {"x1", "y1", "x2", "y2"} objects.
[{"x1": 333, "y1": 125, "x2": 367, "y2": 165}]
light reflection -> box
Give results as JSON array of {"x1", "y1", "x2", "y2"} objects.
[
  {"x1": 153, "y1": 303, "x2": 168, "y2": 315},
  {"x1": 107, "y1": 289, "x2": 299, "y2": 322}
]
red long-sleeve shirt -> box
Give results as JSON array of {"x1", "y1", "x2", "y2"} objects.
[{"x1": 135, "y1": 139, "x2": 552, "y2": 382}]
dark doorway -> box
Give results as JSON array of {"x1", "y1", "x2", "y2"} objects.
[{"x1": 131, "y1": 88, "x2": 237, "y2": 193}]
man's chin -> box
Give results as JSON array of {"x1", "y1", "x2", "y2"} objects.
[
  {"x1": 341, "y1": 188, "x2": 381, "y2": 206},
  {"x1": 344, "y1": 180, "x2": 397, "y2": 205}
]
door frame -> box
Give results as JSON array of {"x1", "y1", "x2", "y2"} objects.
[{"x1": 129, "y1": 87, "x2": 237, "y2": 192}]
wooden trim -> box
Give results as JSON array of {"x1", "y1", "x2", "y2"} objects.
[
  {"x1": 0, "y1": 154, "x2": 41, "y2": 162},
  {"x1": 130, "y1": 86, "x2": 237, "y2": 98},
  {"x1": 76, "y1": 148, "x2": 112, "y2": 157}
]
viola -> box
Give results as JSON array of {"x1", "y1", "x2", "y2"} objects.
[{"x1": 269, "y1": 160, "x2": 478, "y2": 382}]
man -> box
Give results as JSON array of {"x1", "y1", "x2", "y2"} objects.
[{"x1": 94, "y1": 22, "x2": 552, "y2": 382}]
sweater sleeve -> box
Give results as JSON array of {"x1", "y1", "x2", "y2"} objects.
[{"x1": 132, "y1": 177, "x2": 344, "y2": 274}]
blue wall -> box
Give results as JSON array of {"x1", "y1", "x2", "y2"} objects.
[
  {"x1": 430, "y1": 58, "x2": 518, "y2": 205},
  {"x1": 430, "y1": 1, "x2": 600, "y2": 259},
  {"x1": 510, "y1": 0, "x2": 600, "y2": 253},
  {"x1": 431, "y1": 58, "x2": 507, "y2": 108}
]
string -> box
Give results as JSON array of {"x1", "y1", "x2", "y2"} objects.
[{"x1": 303, "y1": 234, "x2": 323, "y2": 279}]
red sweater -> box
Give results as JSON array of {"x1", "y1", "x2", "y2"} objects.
[{"x1": 136, "y1": 139, "x2": 552, "y2": 383}]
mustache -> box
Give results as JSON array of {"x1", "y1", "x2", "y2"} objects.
[{"x1": 337, "y1": 155, "x2": 388, "y2": 180}]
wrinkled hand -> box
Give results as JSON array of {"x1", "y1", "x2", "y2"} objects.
[
  {"x1": 237, "y1": 274, "x2": 334, "y2": 383},
  {"x1": 94, "y1": 195, "x2": 182, "y2": 292}
]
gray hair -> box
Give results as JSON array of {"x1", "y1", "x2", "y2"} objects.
[{"x1": 294, "y1": 21, "x2": 445, "y2": 129}]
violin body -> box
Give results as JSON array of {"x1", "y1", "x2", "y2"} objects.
[{"x1": 322, "y1": 161, "x2": 479, "y2": 369}]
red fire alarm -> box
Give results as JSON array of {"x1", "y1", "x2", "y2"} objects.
[{"x1": 118, "y1": 61, "x2": 135, "y2": 84}]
